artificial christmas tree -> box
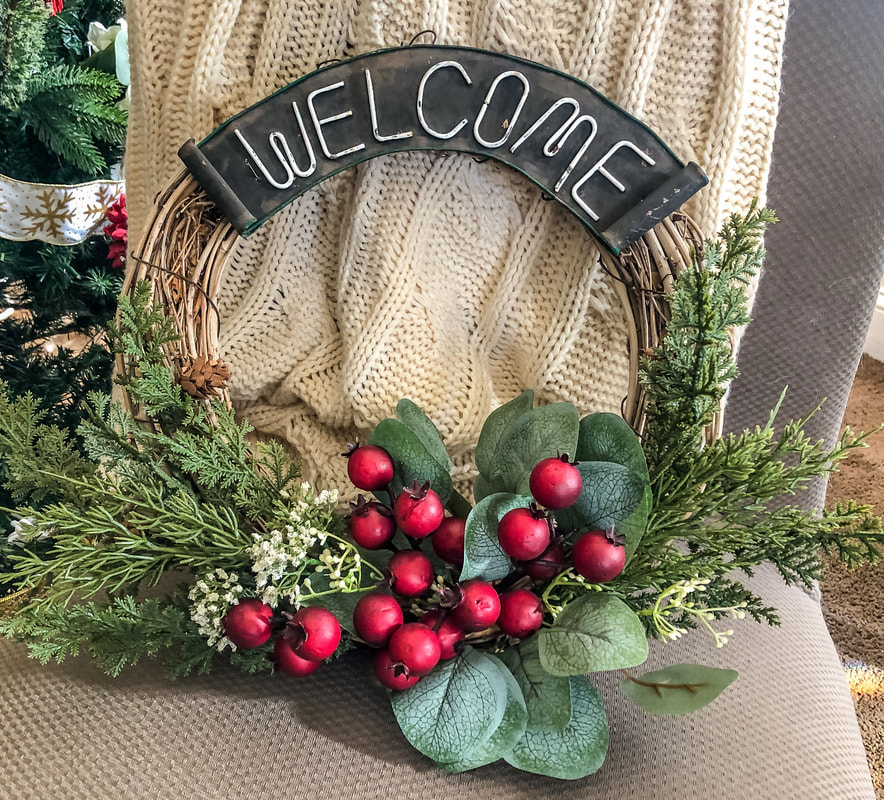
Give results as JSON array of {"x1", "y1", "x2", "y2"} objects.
[{"x1": 0, "y1": 0, "x2": 128, "y2": 591}]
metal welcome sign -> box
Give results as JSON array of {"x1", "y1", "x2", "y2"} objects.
[{"x1": 179, "y1": 45, "x2": 707, "y2": 254}]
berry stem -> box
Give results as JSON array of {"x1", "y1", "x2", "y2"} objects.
[{"x1": 494, "y1": 567, "x2": 526, "y2": 594}]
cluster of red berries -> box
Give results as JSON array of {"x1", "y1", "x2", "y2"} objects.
[
  {"x1": 343, "y1": 444, "x2": 546, "y2": 689},
  {"x1": 222, "y1": 600, "x2": 342, "y2": 677},
  {"x1": 221, "y1": 446, "x2": 628, "y2": 688},
  {"x1": 341, "y1": 446, "x2": 627, "y2": 691},
  {"x1": 500, "y1": 455, "x2": 627, "y2": 585}
]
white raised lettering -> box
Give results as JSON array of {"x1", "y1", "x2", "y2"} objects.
[
  {"x1": 307, "y1": 81, "x2": 366, "y2": 159},
  {"x1": 417, "y1": 61, "x2": 473, "y2": 139},
  {"x1": 473, "y1": 70, "x2": 530, "y2": 149},
  {"x1": 364, "y1": 69, "x2": 413, "y2": 142},
  {"x1": 509, "y1": 97, "x2": 580, "y2": 154},
  {"x1": 553, "y1": 115, "x2": 598, "y2": 192},
  {"x1": 571, "y1": 140, "x2": 656, "y2": 220},
  {"x1": 282, "y1": 102, "x2": 318, "y2": 177},
  {"x1": 234, "y1": 128, "x2": 294, "y2": 190}
]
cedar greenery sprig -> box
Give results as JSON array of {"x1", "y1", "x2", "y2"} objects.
[
  {"x1": 616, "y1": 203, "x2": 884, "y2": 635},
  {"x1": 0, "y1": 594, "x2": 277, "y2": 679},
  {"x1": 641, "y1": 200, "x2": 776, "y2": 479},
  {"x1": 0, "y1": 286, "x2": 352, "y2": 669}
]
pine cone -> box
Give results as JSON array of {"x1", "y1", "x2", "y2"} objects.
[{"x1": 177, "y1": 355, "x2": 231, "y2": 398}]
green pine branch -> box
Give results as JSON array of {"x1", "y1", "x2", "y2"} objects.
[
  {"x1": 0, "y1": 596, "x2": 221, "y2": 678},
  {"x1": 641, "y1": 201, "x2": 777, "y2": 480},
  {"x1": 18, "y1": 64, "x2": 127, "y2": 173}
]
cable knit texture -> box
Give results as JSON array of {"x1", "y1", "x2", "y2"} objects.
[{"x1": 125, "y1": 0, "x2": 787, "y2": 495}]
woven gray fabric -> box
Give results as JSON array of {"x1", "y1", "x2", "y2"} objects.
[
  {"x1": 726, "y1": 0, "x2": 884, "y2": 512},
  {"x1": 0, "y1": 564, "x2": 873, "y2": 799}
]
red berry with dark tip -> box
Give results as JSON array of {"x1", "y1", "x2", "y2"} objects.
[
  {"x1": 352, "y1": 591, "x2": 403, "y2": 647},
  {"x1": 394, "y1": 480, "x2": 444, "y2": 538},
  {"x1": 529, "y1": 455, "x2": 583, "y2": 509},
  {"x1": 344, "y1": 444, "x2": 394, "y2": 491},
  {"x1": 419, "y1": 610, "x2": 465, "y2": 660},
  {"x1": 222, "y1": 598, "x2": 273, "y2": 649},
  {"x1": 374, "y1": 648, "x2": 421, "y2": 690},
  {"x1": 388, "y1": 622, "x2": 442, "y2": 677},
  {"x1": 451, "y1": 579, "x2": 501, "y2": 632},
  {"x1": 525, "y1": 541, "x2": 566, "y2": 582},
  {"x1": 572, "y1": 529, "x2": 626, "y2": 583},
  {"x1": 347, "y1": 496, "x2": 396, "y2": 550},
  {"x1": 285, "y1": 606, "x2": 341, "y2": 661},
  {"x1": 388, "y1": 550, "x2": 435, "y2": 597},
  {"x1": 432, "y1": 517, "x2": 466, "y2": 565},
  {"x1": 497, "y1": 589, "x2": 544, "y2": 638},
  {"x1": 272, "y1": 637, "x2": 320, "y2": 677},
  {"x1": 497, "y1": 506, "x2": 551, "y2": 561}
]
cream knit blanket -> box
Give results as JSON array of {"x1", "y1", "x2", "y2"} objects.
[{"x1": 126, "y1": 0, "x2": 788, "y2": 494}]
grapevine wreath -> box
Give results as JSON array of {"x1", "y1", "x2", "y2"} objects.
[{"x1": 2, "y1": 46, "x2": 884, "y2": 782}]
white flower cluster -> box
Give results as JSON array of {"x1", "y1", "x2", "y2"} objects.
[
  {"x1": 315, "y1": 544, "x2": 362, "y2": 591},
  {"x1": 247, "y1": 482, "x2": 338, "y2": 606},
  {"x1": 651, "y1": 577, "x2": 748, "y2": 647},
  {"x1": 7, "y1": 517, "x2": 50, "y2": 548},
  {"x1": 188, "y1": 569, "x2": 244, "y2": 651}
]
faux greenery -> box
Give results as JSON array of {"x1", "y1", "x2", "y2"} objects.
[
  {"x1": 1, "y1": 206, "x2": 882, "y2": 780},
  {"x1": 0, "y1": 0, "x2": 129, "y2": 562}
]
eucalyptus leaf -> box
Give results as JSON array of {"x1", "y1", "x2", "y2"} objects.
[
  {"x1": 538, "y1": 594, "x2": 648, "y2": 676},
  {"x1": 460, "y1": 493, "x2": 532, "y2": 581},
  {"x1": 504, "y1": 674, "x2": 609, "y2": 780},
  {"x1": 368, "y1": 418, "x2": 452, "y2": 504},
  {"x1": 396, "y1": 399, "x2": 453, "y2": 471},
  {"x1": 441, "y1": 654, "x2": 528, "y2": 772},
  {"x1": 554, "y1": 461, "x2": 647, "y2": 549},
  {"x1": 499, "y1": 635, "x2": 571, "y2": 732},
  {"x1": 473, "y1": 474, "x2": 494, "y2": 503},
  {"x1": 620, "y1": 483, "x2": 652, "y2": 562},
  {"x1": 489, "y1": 403, "x2": 579, "y2": 495},
  {"x1": 391, "y1": 647, "x2": 509, "y2": 764},
  {"x1": 620, "y1": 663, "x2": 738, "y2": 715},
  {"x1": 475, "y1": 390, "x2": 534, "y2": 476},
  {"x1": 575, "y1": 412, "x2": 649, "y2": 481}
]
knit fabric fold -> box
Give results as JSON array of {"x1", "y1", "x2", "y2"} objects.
[{"x1": 126, "y1": 0, "x2": 788, "y2": 493}]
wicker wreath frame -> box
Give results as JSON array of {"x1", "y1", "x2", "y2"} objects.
[{"x1": 120, "y1": 167, "x2": 717, "y2": 442}]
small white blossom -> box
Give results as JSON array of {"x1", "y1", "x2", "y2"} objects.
[
  {"x1": 7, "y1": 517, "x2": 50, "y2": 547},
  {"x1": 188, "y1": 569, "x2": 244, "y2": 649}
]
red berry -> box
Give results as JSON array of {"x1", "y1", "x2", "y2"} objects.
[
  {"x1": 525, "y1": 541, "x2": 566, "y2": 582},
  {"x1": 352, "y1": 591, "x2": 403, "y2": 647},
  {"x1": 344, "y1": 444, "x2": 394, "y2": 491},
  {"x1": 419, "y1": 610, "x2": 465, "y2": 660},
  {"x1": 572, "y1": 529, "x2": 626, "y2": 583},
  {"x1": 529, "y1": 456, "x2": 583, "y2": 509},
  {"x1": 451, "y1": 579, "x2": 501, "y2": 632},
  {"x1": 497, "y1": 589, "x2": 544, "y2": 638},
  {"x1": 497, "y1": 506, "x2": 551, "y2": 561},
  {"x1": 388, "y1": 622, "x2": 441, "y2": 677},
  {"x1": 374, "y1": 648, "x2": 421, "y2": 690},
  {"x1": 432, "y1": 517, "x2": 466, "y2": 565},
  {"x1": 394, "y1": 480, "x2": 444, "y2": 538},
  {"x1": 347, "y1": 496, "x2": 396, "y2": 549},
  {"x1": 285, "y1": 607, "x2": 341, "y2": 661},
  {"x1": 272, "y1": 637, "x2": 320, "y2": 677},
  {"x1": 222, "y1": 598, "x2": 273, "y2": 649},
  {"x1": 388, "y1": 550, "x2": 435, "y2": 597}
]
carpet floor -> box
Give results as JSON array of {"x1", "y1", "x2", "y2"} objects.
[{"x1": 821, "y1": 355, "x2": 884, "y2": 798}]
